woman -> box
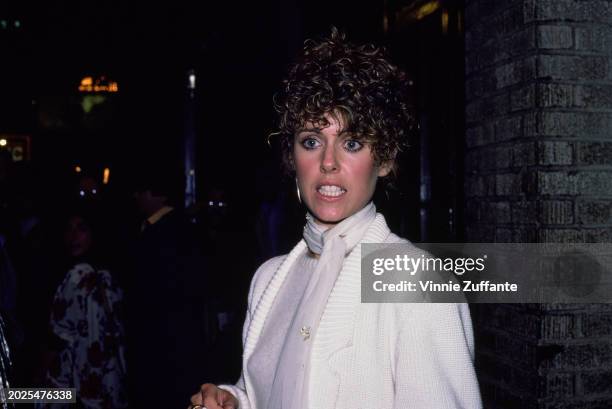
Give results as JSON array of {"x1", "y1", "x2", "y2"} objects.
[
  {"x1": 41, "y1": 208, "x2": 127, "y2": 409},
  {"x1": 191, "y1": 30, "x2": 482, "y2": 409}
]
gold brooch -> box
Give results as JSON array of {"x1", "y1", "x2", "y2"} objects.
[{"x1": 300, "y1": 326, "x2": 311, "y2": 341}]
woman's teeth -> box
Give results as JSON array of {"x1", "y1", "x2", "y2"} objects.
[{"x1": 318, "y1": 185, "x2": 346, "y2": 197}]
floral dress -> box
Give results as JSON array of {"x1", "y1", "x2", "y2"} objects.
[{"x1": 44, "y1": 263, "x2": 127, "y2": 409}]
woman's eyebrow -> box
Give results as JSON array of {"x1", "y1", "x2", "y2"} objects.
[
  {"x1": 296, "y1": 128, "x2": 322, "y2": 134},
  {"x1": 296, "y1": 128, "x2": 352, "y2": 136}
]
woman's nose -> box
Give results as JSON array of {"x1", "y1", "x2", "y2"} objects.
[{"x1": 320, "y1": 145, "x2": 339, "y2": 173}]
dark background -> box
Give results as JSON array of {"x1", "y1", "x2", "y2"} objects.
[
  {"x1": 7, "y1": 2, "x2": 610, "y2": 407},
  {"x1": 0, "y1": 0, "x2": 465, "y2": 245},
  {"x1": 0, "y1": 0, "x2": 467, "y2": 391}
]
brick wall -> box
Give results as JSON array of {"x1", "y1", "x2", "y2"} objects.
[{"x1": 465, "y1": 0, "x2": 612, "y2": 407}]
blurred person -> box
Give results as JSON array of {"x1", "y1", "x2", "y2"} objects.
[
  {"x1": 6, "y1": 162, "x2": 60, "y2": 387},
  {"x1": 200, "y1": 184, "x2": 258, "y2": 383},
  {"x1": 254, "y1": 166, "x2": 286, "y2": 264},
  {"x1": 75, "y1": 174, "x2": 101, "y2": 201},
  {"x1": 40, "y1": 206, "x2": 127, "y2": 409},
  {"x1": 127, "y1": 166, "x2": 215, "y2": 409},
  {"x1": 190, "y1": 29, "x2": 482, "y2": 409}
]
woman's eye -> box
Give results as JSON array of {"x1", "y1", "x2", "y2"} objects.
[
  {"x1": 301, "y1": 138, "x2": 320, "y2": 150},
  {"x1": 344, "y1": 139, "x2": 363, "y2": 152}
]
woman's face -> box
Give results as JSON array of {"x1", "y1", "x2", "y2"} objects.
[
  {"x1": 64, "y1": 216, "x2": 93, "y2": 258},
  {"x1": 294, "y1": 114, "x2": 390, "y2": 228}
]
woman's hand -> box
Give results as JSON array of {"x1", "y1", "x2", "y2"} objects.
[{"x1": 190, "y1": 383, "x2": 239, "y2": 409}]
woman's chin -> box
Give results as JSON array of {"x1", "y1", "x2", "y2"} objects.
[{"x1": 309, "y1": 208, "x2": 347, "y2": 227}]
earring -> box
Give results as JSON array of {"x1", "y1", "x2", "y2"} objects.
[{"x1": 295, "y1": 178, "x2": 302, "y2": 204}]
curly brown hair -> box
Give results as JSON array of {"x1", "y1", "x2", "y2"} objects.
[{"x1": 273, "y1": 28, "x2": 414, "y2": 175}]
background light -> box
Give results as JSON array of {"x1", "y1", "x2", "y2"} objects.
[
  {"x1": 0, "y1": 139, "x2": 7, "y2": 147},
  {"x1": 441, "y1": 10, "x2": 449, "y2": 33}
]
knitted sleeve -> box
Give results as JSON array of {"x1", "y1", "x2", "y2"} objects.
[
  {"x1": 390, "y1": 303, "x2": 483, "y2": 409},
  {"x1": 218, "y1": 255, "x2": 286, "y2": 409}
]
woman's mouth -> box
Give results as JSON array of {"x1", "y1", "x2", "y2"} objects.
[{"x1": 317, "y1": 185, "x2": 347, "y2": 198}]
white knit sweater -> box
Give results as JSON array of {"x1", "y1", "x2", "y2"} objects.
[
  {"x1": 221, "y1": 214, "x2": 482, "y2": 409},
  {"x1": 248, "y1": 251, "x2": 318, "y2": 408}
]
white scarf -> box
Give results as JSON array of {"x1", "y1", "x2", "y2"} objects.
[{"x1": 268, "y1": 202, "x2": 377, "y2": 409}]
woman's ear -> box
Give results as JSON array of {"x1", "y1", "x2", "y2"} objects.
[{"x1": 377, "y1": 160, "x2": 393, "y2": 178}]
